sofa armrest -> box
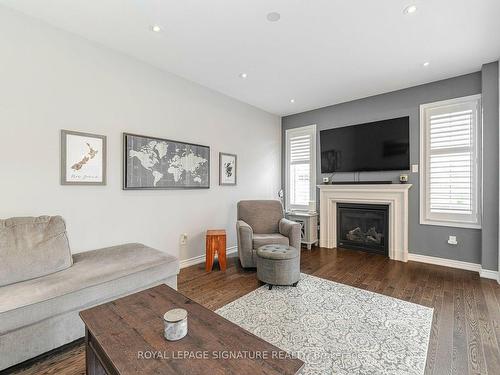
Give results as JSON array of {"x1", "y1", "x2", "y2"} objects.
[{"x1": 279, "y1": 218, "x2": 301, "y2": 250}]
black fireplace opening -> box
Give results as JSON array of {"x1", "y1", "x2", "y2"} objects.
[{"x1": 337, "y1": 203, "x2": 389, "y2": 256}]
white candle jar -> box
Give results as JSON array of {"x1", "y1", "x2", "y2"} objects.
[{"x1": 163, "y1": 308, "x2": 188, "y2": 341}]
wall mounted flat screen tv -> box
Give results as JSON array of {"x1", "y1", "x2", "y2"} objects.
[{"x1": 320, "y1": 116, "x2": 410, "y2": 173}]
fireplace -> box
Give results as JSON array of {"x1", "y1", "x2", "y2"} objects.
[
  {"x1": 319, "y1": 184, "x2": 411, "y2": 261},
  {"x1": 337, "y1": 203, "x2": 389, "y2": 256}
]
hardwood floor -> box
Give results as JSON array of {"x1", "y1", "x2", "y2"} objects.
[{"x1": 5, "y1": 247, "x2": 500, "y2": 375}]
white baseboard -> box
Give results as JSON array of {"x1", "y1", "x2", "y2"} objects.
[
  {"x1": 479, "y1": 268, "x2": 500, "y2": 281},
  {"x1": 408, "y1": 253, "x2": 481, "y2": 272},
  {"x1": 180, "y1": 246, "x2": 238, "y2": 269},
  {"x1": 408, "y1": 253, "x2": 499, "y2": 282},
  {"x1": 180, "y1": 249, "x2": 499, "y2": 281}
]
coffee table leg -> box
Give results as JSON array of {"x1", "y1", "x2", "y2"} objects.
[
  {"x1": 85, "y1": 329, "x2": 92, "y2": 374},
  {"x1": 86, "y1": 328, "x2": 107, "y2": 375}
]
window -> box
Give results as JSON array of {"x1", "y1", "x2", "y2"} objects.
[
  {"x1": 420, "y1": 95, "x2": 481, "y2": 228},
  {"x1": 285, "y1": 124, "x2": 316, "y2": 211}
]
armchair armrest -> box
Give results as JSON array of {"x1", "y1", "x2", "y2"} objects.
[
  {"x1": 279, "y1": 218, "x2": 301, "y2": 250},
  {"x1": 236, "y1": 220, "x2": 254, "y2": 268},
  {"x1": 236, "y1": 220, "x2": 253, "y2": 247}
]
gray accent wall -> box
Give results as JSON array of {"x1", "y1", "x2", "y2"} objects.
[
  {"x1": 481, "y1": 62, "x2": 499, "y2": 271},
  {"x1": 282, "y1": 72, "x2": 486, "y2": 265}
]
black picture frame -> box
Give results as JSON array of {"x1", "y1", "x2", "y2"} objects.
[{"x1": 123, "y1": 133, "x2": 210, "y2": 190}]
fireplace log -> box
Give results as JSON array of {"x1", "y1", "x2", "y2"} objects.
[{"x1": 346, "y1": 226, "x2": 383, "y2": 244}]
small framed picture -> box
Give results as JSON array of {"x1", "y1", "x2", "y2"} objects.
[
  {"x1": 61, "y1": 130, "x2": 107, "y2": 185},
  {"x1": 219, "y1": 153, "x2": 237, "y2": 185}
]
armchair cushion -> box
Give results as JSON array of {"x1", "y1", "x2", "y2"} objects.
[{"x1": 252, "y1": 234, "x2": 289, "y2": 249}]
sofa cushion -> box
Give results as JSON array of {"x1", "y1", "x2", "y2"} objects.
[
  {"x1": 0, "y1": 216, "x2": 72, "y2": 287},
  {"x1": 0, "y1": 243, "x2": 179, "y2": 334},
  {"x1": 252, "y1": 233, "x2": 289, "y2": 249},
  {"x1": 237, "y1": 200, "x2": 284, "y2": 234}
]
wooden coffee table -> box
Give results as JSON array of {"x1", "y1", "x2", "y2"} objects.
[{"x1": 80, "y1": 284, "x2": 304, "y2": 375}]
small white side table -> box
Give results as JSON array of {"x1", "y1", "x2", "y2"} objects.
[{"x1": 285, "y1": 211, "x2": 319, "y2": 250}]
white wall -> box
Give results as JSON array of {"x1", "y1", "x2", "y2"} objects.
[{"x1": 0, "y1": 7, "x2": 281, "y2": 261}]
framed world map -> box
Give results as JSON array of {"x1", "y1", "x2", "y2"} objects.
[{"x1": 123, "y1": 133, "x2": 210, "y2": 189}]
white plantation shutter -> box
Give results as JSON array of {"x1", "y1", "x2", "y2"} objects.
[
  {"x1": 286, "y1": 125, "x2": 316, "y2": 210},
  {"x1": 290, "y1": 135, "x2": 311, "y2": 205},
  {"x1": 420, "y1": 95, "x2": 481, "y2": 228}
]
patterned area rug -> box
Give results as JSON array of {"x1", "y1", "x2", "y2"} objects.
[{"x1": 216, "y1": 274, "x2": 433, "y2": 375}]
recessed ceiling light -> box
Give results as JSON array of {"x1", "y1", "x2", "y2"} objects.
[
  {"x1": 266, "y1": 12, "x2": 281, "y2": 22},
  {"x1": 423, "y1": 61, "x2": 430, "y2": 67},
  {"x1": 239, "y1": 73, "x2": 248, "y2": 79},
  {"x1": 290, "y1": 99, "x2": 295, "y2": 103},
  {"x1": 403, "y1": 5, "x2": 417, "y2": 14},
  {"x1": 151, "y1": 25, "x2": 162, "y2": 32}
]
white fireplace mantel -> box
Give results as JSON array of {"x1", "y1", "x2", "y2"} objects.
[{"x1": 318, "y1": 184, "x2": 412, "y2": 262}]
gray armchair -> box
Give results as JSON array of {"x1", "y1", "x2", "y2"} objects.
[{"x1": 236, "y1": 200, "x2": 301, "y2": 268}]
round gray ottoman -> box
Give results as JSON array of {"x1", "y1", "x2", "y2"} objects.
[{"x1": 256, "y1": 244, "x2": 300, "y2": 290}]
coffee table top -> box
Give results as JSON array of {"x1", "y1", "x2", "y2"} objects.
[{"x1": 80, "y1": 284, "x2": 304, "y2": 375}]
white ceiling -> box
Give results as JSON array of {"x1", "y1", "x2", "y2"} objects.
[{"x1": 2, "y1": 0, "x2": 499, "y2": 116}]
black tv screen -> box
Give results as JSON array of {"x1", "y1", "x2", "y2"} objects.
[{"x1": 320, "y1": 117, "x2": 410, "y2": 173}]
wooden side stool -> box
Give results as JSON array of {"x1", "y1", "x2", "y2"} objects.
[{"x1": 205, "y1": 229, "x2": 227, "y2": 272}]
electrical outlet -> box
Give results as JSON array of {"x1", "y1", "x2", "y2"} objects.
[
  {"x1": 323, "y1": 177, "x2": 329, "y2": 183},
  {"x1": 411, "y1": 164, "x2": 419, "y2": 173},
  {"x1": 180, "y1": 233, "x2": 188, "y2": 246},
  {"x1": 447, "y1": 235, "x2": 458, "y2": 245}
]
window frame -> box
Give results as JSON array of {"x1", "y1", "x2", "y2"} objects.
[
  {"x1": 419, "y1": 94, "x2": 482, "y2": 229},
  {"x1": 285, "y1": 124, "x2": 317, "y2": 212}
]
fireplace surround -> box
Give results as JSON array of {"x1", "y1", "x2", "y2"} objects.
[{"x1": 318, "y1": 184, "x2": 412, "y2": 262}]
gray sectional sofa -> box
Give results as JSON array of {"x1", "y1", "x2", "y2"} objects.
[{"x1": 0, "y1": 216, "x2": 179, "y2": 370}]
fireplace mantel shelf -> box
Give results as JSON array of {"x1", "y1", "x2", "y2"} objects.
[
  {"x1": 317, "y1": 183, "x2": 412, "y2": 191},
  {"x1": 318, "y1": 183, "x2": 412, "y2": 262}
]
